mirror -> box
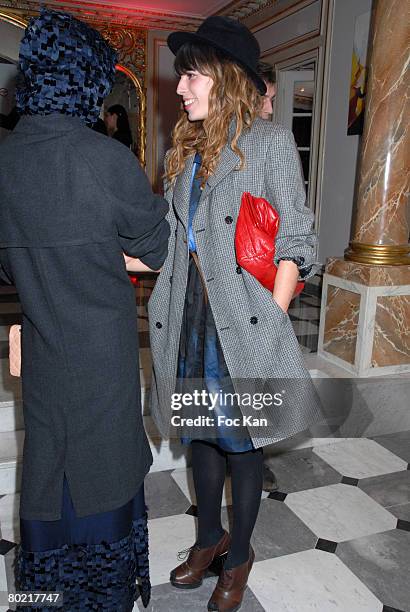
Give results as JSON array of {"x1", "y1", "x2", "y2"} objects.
[
  {"x1": 103, "y1": 64, "x2": 146, "y2": 166},
  {"x1": 0, "y1": 57, "x2": 18, "y2": 143}
]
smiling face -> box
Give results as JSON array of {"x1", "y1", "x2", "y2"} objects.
[{"x1": 176, "y1": 71, "x2": 214, "y2": 121}]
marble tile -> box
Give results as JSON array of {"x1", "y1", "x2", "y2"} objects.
[
  {"x1": 0, "y1": 341, "x2": 8, "y2": 360},
  {"x1": 263, "y1": 447, "x2": 341, "y2": 494},
  {"x1": 0, "y1": 493, "x2": 20, "y2": 543},
  {"x1": 299, "y1": 344, "x2": 313, "y2": 354},
  {"x1": 371, "y1": 430, "x2": 410, "y2": 463},
  {"x1": 137, "y1": 317, "x2": 149, "y2": 332},
  {"x1": 147, "y1": 513, "x2": 197, "y2": 587},
  {"x1": 0, "y1": 539, "x2": 17, "y2": 607},
  {"x1": 299, "y1": 295, "x2": 321, "y2": 307},
  {"x1": 170, "y1": 468, "x2": 268, "y2": 508},
  {"x1": 288, "y1": 320, "x2": 319, "y2": 336},
  {"x1": 0, "y1": 288, "x2": 18, "y2": 299},
  {"x1": 358, "y1": 471, "x2": 410, "y2": 508},
  {"x1": 337, "y1": 530, "x2": 410, "y2": 612},
  {"x1": 134, "y1": 579, "x2": 264, "y2": 611},
  {"x1": 372, "y1": 295, "x2": 410, "y2": 367},
  {"x1": 144, "y1": 471, "x2": 191, "y2": 520},
  {"x1": 296, "y1": 334, "x2": 319, "y2": 352},
  {"x1": 136, "y1": 305, "x2": 147, "y2": 317},
  {"x1": 222, "y1": 498, "x2": 317, "y2": 562},
  {"x1": 288, "y1": 306, "x2": 321, "y2": 320},
  {"x1": 0, "y1": 304, "x2": 21, "y2": 314},
  {"x1": 313, "y1": 439, "x2": 408, "y2": 479},
  {"x1": 387, "y1": 502, "x2": 410, "y2": 522},
  {"x1": 323, "y1": 285, "x2": 360, "y2": 365},
  {"x1": 0, "y1": 368, "x2": 22, "y2": 403},
  {"x1": 139, "y1": 331, "x2": 151, "y2": 349},
  {"x1": 248, "y1": 549, "x2": 382, "y2": 611},
  {"x1": 139, "y1": 349, "x2": 152, "y2": 369},
  {"x1": 285, "y1": 483, "x2": 397, "y2": 542}
]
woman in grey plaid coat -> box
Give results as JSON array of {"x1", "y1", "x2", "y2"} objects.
[{"x1": 148, "y1": 16, "x2": 321, "y2": 612}]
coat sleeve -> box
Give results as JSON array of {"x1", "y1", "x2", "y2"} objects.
[
  {"x1": 81, "y1": 141, "x2": 170, "y2": 270},
  {"x1": 264, "y1": 127, "x2": 320, "y2": 280},
  {"x1": 114, "y1": 155, "x2": 170, "y2": 270}
]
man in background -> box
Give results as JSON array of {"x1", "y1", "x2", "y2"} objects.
[{"x1": 258, "y1": 61, "x2": 276, "y2": 120}]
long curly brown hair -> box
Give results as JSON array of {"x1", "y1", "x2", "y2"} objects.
[{"x1": 165, "y1": 43, "x2": 262, "y2": 186}]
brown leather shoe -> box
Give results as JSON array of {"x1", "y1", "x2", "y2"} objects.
[
  {"x1": 207, "y1": 546, "x2": 255, "y2": 611},
  {"x1": 170, "y1": 531, "x2": 230, "y2": 589}
]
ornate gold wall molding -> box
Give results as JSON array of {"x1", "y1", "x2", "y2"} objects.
[{"x1": 98, "y1": 26, "x2": 146, "y2": 84}]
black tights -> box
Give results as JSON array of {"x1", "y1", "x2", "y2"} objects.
[{"x1": 191, "y1": 440, "x2": 263, "y2": 569}]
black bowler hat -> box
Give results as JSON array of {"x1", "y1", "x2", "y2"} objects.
[{"x1": 168, "y1": 16, "x2": 266, "y2": 95}]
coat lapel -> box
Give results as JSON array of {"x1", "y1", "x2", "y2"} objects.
[
  {"x1": 172, "y1": 121, "x2": 241, "y2": 224},
  {"x1": 200, "y1": 145, "x2": 241, "y2": 202}
]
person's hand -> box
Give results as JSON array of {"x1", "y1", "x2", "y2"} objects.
[
  {"x1": 123, "y1": 253, "x2": 161, "y2": 273},
  {"x1": 272, "y1": 260, "x2": 299, "y2": 313}
]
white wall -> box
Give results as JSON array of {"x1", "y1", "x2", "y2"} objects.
[
  {"x1": 318, "y1": 0, "x2": 372, "y2": 263},
  {"x1": 146, "y1": 29, "x2": 180, "y2": 190},
  {"x1": 254, "y1": 0, "x2": 321, "y2": 54}
]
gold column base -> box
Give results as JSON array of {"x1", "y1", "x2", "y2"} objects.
[{"x1": 344, "y1": 242, "x2": 410, "y2": 265}]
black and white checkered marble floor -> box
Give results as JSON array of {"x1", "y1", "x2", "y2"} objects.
[
  {"x1": 1, "y1": 276, "x2": 410, "y2": 611},
  {"x1": 138, "y1": 432, "x2": 410, "y2": 612}
]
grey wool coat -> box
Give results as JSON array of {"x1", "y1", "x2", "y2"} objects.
[
  {"x1": 148, "y1": 118, "x2": 323, "y2": 448},
  {"x1": 0, "y1": 115, "x2": 170, "y2": 520}
]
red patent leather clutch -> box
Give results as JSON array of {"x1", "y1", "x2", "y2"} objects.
[{"x1": 234, "y1": 192, "x2": 304, "y2": 297}]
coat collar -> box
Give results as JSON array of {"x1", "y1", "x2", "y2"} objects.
[
  {"x1": 14, "y1": 114, "x2": 86, "y2": 134},
  {"x1": 172, "y1": 119, "x2": 241, "y2": 226}
]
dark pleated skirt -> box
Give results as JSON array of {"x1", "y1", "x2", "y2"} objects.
[
  {"x1": 177, "y1": 257, "x2": 253, "y2": 453},
  {"x1": 16, "y1": 474, "x2": 150, "y2": 611}
]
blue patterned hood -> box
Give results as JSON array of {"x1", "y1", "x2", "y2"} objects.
[{"x1": 16, "y1": 8, "x2": 117, "y2": 124}]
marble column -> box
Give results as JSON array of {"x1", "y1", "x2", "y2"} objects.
[
  {"x1": 344, "y1": 0, "x2": 409, "y2": 265},
  {"x1": 318, "y1": 0, "x2": 410, "y2": 376}
]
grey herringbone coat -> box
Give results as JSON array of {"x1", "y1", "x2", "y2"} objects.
[{"x1": 148, "y1": 119, "x2": 323, "y2": 447}]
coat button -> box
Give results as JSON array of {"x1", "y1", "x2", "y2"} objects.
[
  {"x1": 156, "y1": 322, "x2": 162, "y2": 329},
  {"x1": 225, "y1": 215, "x2": 233, "y2": 224},
  {"x1": 236, "y1": 265, "x2": 242, "y2": 274},
  {"x1": 250, "y1": 316, "x2": 258, "y2": 324}
]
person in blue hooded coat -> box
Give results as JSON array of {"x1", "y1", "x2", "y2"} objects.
[{"x1": 0, "y1": 9, "x2": 169, "y2": 610}]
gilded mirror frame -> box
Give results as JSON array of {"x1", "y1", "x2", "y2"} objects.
[{"x1": 0, "y1": 10, "x2": 146, "y2": 166}]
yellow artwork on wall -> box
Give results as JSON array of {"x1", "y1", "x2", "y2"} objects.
[{"x1": 347, "y1": 11, "x2": 371, "y2": 135}]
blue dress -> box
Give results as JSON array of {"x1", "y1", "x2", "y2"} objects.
[
  {"x1": 177, "y1": 154, "x2": 253, "y2": 453},
  {"x1": 16, "y1": 476, "x2": 150, "y2": 611}
]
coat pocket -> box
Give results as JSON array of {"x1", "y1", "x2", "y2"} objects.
[{"x1": 270, "y1": 296, "x2": 291, "y2": 326}]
